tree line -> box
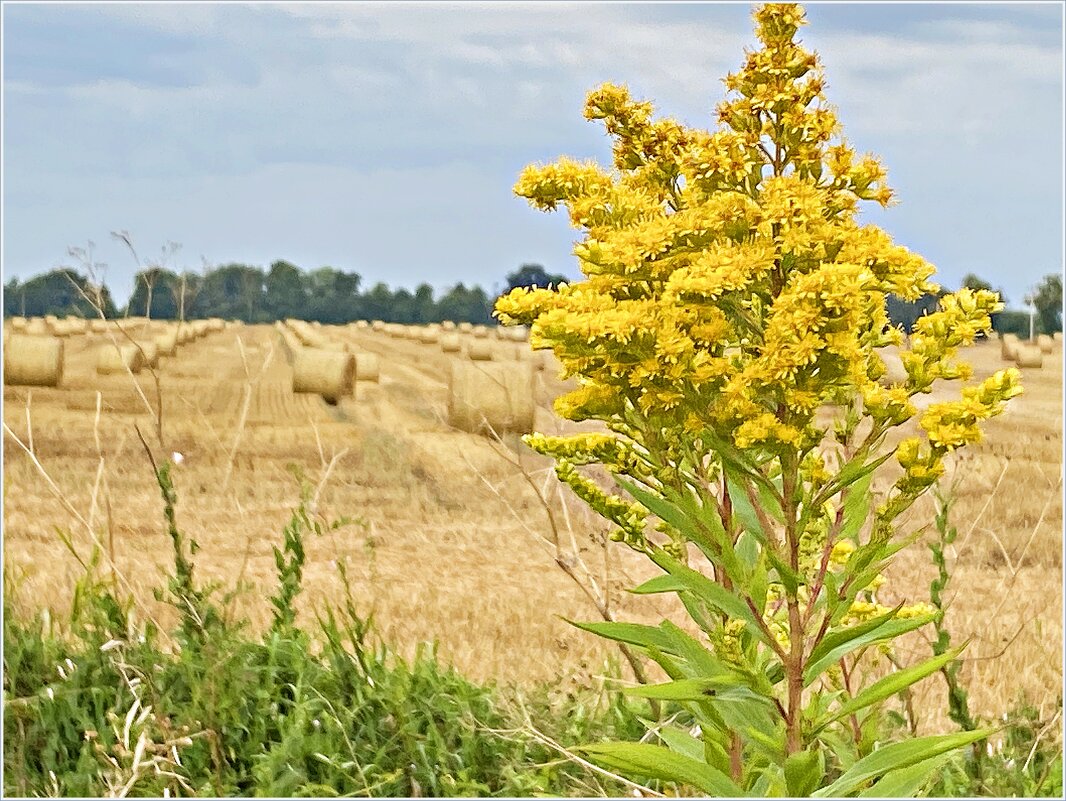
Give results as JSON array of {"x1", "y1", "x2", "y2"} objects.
[
  {"x1": 3, "y1": 260, "x2": 1060, "y2": 335},
  {"x1": 3, "y1": 262, "x2": 569, "y2": 326}
]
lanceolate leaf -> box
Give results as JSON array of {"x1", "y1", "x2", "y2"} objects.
[
  {"x1": 576, "y1": 741, "x2": 747, "y2": 797},
  {"x1": 856, "y1": 752, "x2": 954, "y2": 798},
  {"x1": 811, "y1": 729, "x2": 992, "y2": 798},
  {"x1": 806, "y1": 604, "x2": 911, "y2": 685},
  {"x1": 655, "y1": 726, "x2": 705, "y2": 762},
  {"x1": 648, "y1": 550, "x2": 772, "y2": 648},
  {"x1": 815, "y1": 646, "x2": 965, "y2": 731},
  {"x1": 629, "y1": 574, "x2": 687, "y2": 595},
  {"x1": 566, "y1": 620, "x2": 682, "y2": 655}
]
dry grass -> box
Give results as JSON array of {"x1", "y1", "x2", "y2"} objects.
[{"x1": 3, "y1": 325, "x2": 1061, "y2": 736}]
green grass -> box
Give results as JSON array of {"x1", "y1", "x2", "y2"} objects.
[{"x1": 2, "y1": 467, "x2": 649, "y2": 797}]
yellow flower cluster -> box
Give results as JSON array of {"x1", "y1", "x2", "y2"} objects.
[
  {"x1": 554, "y1": 461, "x2": 648, "y2": 547},
  {"x1": 499, "y1": 2, "x2": 1021, "y2": 641}
]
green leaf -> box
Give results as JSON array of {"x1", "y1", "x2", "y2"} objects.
[
  {"x1": 811, "y1": 729, "x2": 992, "y2": 798},
  {"x1": 656, "y1": 727, "x2": 704, "y2": 762},
  {"x1": 840, "y1": 469, "x2": 874, "y2": 540},
  {"x1": 648, "y1": 550, "x2": 772, "y2": 649},
  {"x1": 576, "y1": 741, "x2": 746, "y2": 797},
  {"x1": 817, "y1": 645, "x2": 965, "y2": 730},
  {"x1": 857, "y1": 751, "x2": 953, "y2": 798},
  {"x1": 784, "y1": 747, "x2": 825, "y2": 798},
  {"x1": 629, "y1": 574, "x2": 686, "y2": 595},
  {"x1": 567, "y1": 620, "x2": 681, "y2": 655},
  {"x1": 805, "y1": 605, "x2": 907, "y2": 684},
  {"x1": 623, "y1": 677, "x2": 742, "y2": 701},
  {"x1": 620, "y1": 478, "x2": 744, "y2": 583}
]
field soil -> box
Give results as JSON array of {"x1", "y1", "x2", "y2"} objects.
[{"x1": 3, "y1": 323, "x2": 1062, "y2": 735}]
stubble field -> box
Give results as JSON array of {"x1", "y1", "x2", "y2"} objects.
[{"x1": 3, "y1": 321, "x2": 1062, "y2": 737}]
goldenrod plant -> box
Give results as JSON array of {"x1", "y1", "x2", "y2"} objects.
[{"x1": 497, "y1": 3, "x2": 1021, "y2": 795}]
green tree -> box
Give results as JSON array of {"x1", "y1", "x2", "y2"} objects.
[
  {"x1": 1032, "y1": 273, "x2": 1062, "y2": 334},
  {"x1": 4, "y1": 269, "x2": 116, "y2": 318},
  {"x1": 192, "y1": 264, "x2": 266, "y2": 321},
  {"x1": 265, "y1": 260, "x2": 307, "y2": 320},
  {"x1": 128, "y1": 268, "x2": 181, "y2": 319},
  {"x1": 412, "y1": 283, "x2": 436, "y2": 324}
]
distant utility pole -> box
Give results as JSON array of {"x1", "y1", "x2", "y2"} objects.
[{"x1": 1024, "y1": 290, "x2": 1036, "y2": 341}]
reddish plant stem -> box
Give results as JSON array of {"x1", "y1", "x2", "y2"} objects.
[
  {"x1": 804, "y1": 503, "x2": 846, "y2": 626},
  {"x1": 839, "y1": 657, "x2": 863, "y2": 744}
]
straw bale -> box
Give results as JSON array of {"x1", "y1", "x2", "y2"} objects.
[
  {"x1": 3, "y1": 335, "x2": 63, "y2": 387},
  {"x1": 135, "y1": 341, "x2": 160, "y2": 368},
  {"x1": 96, "y1": 343, "x2": 144, "y2": 375},
  {"x1": 1001, "y1": 333, "x2": 1021, "y2": 361},
  {"x1": 419, "y1": 328, "x2": 440, "y2": 345},
  {"x1": 441, "y1": 321, "x2": 457, "y2": 331},
  {"x1": 156, "y1": 330, "x2": 179, "y2": 357},
  {"x1": 292, "y1": 348, "x2": 355, "y2": 403},
  {"x1": 1015, "y1": 345, "x2": 1043, "y2": 368},
  {"x1": 448, "y1": 361, "x2": 535, "y2": 435},
  {"x1": 24, "y1": 318, "x2": 48, "y2": 336},
  {"x1": 355, "y1": 353, "x2": 381, "y2": 382},
  {"x1": 440, "y1": 333, "x2": 461, "y2": 353},
  {"x1": 467, "y1": 340, "x2": 493, "y2": 361},
  {"x1": 1037, "y1": 334, "x2": 1054, "y2": 354},
  {"x1": 458, "y1": 322, "x2": 473, "y2": 333},
  {"x1": 472, "y1": 326, "x2": 490, "y2": 339}
]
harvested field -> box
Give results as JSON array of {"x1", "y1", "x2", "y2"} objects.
[{"x1": 3, "y1": 323, "x2": 1062, "y2": 735}]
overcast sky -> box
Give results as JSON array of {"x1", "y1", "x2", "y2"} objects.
[{"x1": 3, "y1": 1, "x2": 1063, "y2": 306}]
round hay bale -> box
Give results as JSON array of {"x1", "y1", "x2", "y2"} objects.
[
  {"x1": 96, "y1": 343, "x2": 144, "y2": 375},
  {"x1": 986, "y1": 331, "x2": 1000, "y2": 341},
  {"x1": 508, "y1": 326, "x2": 529, "y2": 342},
  {"x1": 472, "y1": 326, "x2": 490, "y2": 339},
  {"x1": 1037, "y1": 334, "x2": 1054, "y2": 354},
  {"x1": 192, "y1": 320, "x2": 210, "y2": 338},
  {"x1": 448, "y1": 361, "x2": 535, "y2": 436},
  {"x1": 1001, "y1": 334, "x2": 1020, "y2": 361},
  {"x1": 441, "y1": 320, "x2": 457, "y2": 331},
  {"x1": 440, "y1": 333, "x2": 461, "y2": 353},
  {"x1": 354, "y1": 320, "x2": 370, "y2": 330},
  {"x1": 207, "y1": 317, "x2": 225, "y2": 332},
  {"x1": 419, "y1": 328, "x2": 440, "y2": 345},
  {"x1": 458, "y1": 322, "x2": 473, "y2": 333},
  {"x1": 135, "y1": 341, "x2": 160, "y2": 369},
  {"x1": 10, "y1": 316, "x2": 28, "y2": 331},
  {"x1": 354, "y1": 353, "x2": 381, "y2": 382},
  {"x1": 156, "y1": 330, "x2": 179, "y2": 357},
  {"x1": 1054, "y1": 332, "x2": 1063, "y2": 343},
  {"x1": 3, "y1": 335, "x2": 64, "y2": 387},
  {"x1": 25, "y1": 318, "x2": 49, "y2": 336},
  {"x1": 1015, "y1": 345, "x2": 1043, "y2": 368},
  {"x1": 467, "y1": 340, "x2": 493, "y2": 361},
  {"x1": 371, "y1": 320, "x2": 385, "y2": 332},
  {"x1": 292, "y1": 348, "x2": 355, "y2": 403},
  {"x1": 64, "y1": 316, "x2": 89, "y2": 335},
  {"x1": 90, "y1": 319, "x2": 109, "y2": 334},
  {"x1": 494, "y1": 326, "x2": 507, "y2": 340}
]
